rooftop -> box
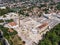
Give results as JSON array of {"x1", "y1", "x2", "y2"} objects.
[
  {"x1": 38, "y1": 22, "x2": 48, "y2": 29},
  {"x1": 8, "y1": 22, "x2": 17, "y2": 26}
]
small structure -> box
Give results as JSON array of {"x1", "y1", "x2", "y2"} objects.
[
  {"x1": 8, "y1": 22, "x2": 18, "y2": 28},
  {"x1": 37, "y1": 22, "x2": 48, "y2": 33}
]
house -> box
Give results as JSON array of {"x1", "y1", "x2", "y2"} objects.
[
  {"x1": 37, "y1": 22, "x2": 48, "y2": 33},
  {"x1": 8, "y1": 22, "x2": 18, "y2": 28}
]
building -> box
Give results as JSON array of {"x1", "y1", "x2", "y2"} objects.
[
  {"x1": 8, "y1": 22, "x2": 18, "y2": 28},
  {"x1": 37, "y1": 22, "x2": 48, "y2": 33}
]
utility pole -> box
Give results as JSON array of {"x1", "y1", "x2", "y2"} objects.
[
  {"x1": 16, "y1": 11, "x2": 20, "y2": 27},
  {"x1": 19, "y1": 13, "x2": 20, "y2": 27}
]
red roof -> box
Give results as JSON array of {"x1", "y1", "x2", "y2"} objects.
[
  {"x1": 8, "y1": 22, "x2": 17, "y2": 26},
  {"x1": 38, "y1": 23, "x2": 48, "y2": 29}
]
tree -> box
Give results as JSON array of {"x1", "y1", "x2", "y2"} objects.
[
  {"x1": 38, "y1": 39, "x2": 52, "y2": 45},
  {"x1": 56, "y1": 4, "x2": 60, "y2": 10},
  {"x1": 0, "y1": 7, "x2": 14, "y2": 16}
]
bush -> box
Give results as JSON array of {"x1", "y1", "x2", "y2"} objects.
[{"x1": 0, "y1": 20, "x2": 4, "y2": 23}]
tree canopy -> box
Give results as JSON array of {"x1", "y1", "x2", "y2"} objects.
[{"x1": 0, "y1": 7, "x2": 14, "y2": 16}]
